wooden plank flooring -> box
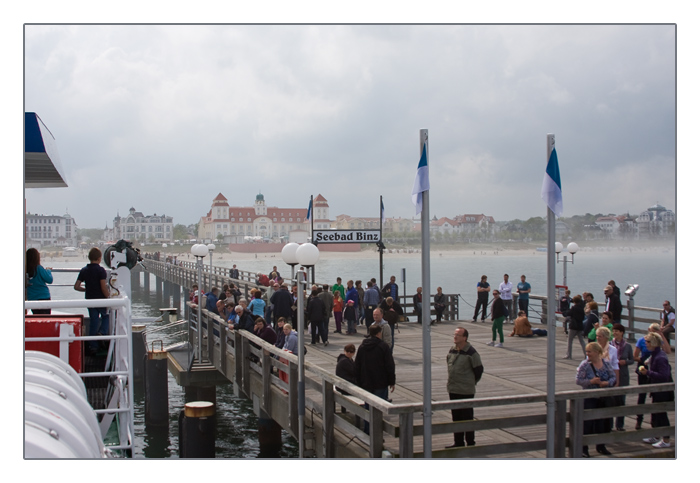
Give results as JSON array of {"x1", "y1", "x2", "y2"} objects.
[{"x1": 302, "y1": 317, "x2": 676, "y2": 458}]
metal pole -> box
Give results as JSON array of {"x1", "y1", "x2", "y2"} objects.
[
  {"x1": 296, "y1": 269, "x2": 306, "y2": 459},
  {"x1": 209, "y1": 251, "x2": 213, "y2": 289},
  {"x1": 563, "y1": 255, "x2": 568, "y2": 287},
  {"x1": 379, "y1": 195, "x2": 384, "y2": 289},
  {"x1": 197, "y1": 257, "x2": 203, "y2": 362},
  {"x1": 546, "y1": 133, "x2": 556, "y2": 458},
  {"x1": 419, "y1": 129, "x2": 432, "y2": 458}
]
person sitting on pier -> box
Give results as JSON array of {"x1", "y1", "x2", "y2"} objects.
[
  {"x1": 659, "y1": 301, "x2": 676, "y2": 340},
  {"x1": 509, "y1": 310, "x2": 547, "y2": 337},
  {"x1": 413, "y1": 287, "x2": 424, "y2": 323},
  {"x1": 282, "y1": 323, "x2": 299, "y2": 355}
]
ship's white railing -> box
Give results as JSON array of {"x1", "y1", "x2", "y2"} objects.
[{"x1": 24, "y1": 296, "x2": 135, "y2": 455}]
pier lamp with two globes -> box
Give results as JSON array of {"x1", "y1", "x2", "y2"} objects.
[
  {"x1": 190, "y1": 243, "x2": 209, "y2": 362},
  {"x1": 279, "y1": 242, "x2": 320, "y2": 459},
  {"x1": 555, "y1": 241, "x2": 579, "y2": 286}
]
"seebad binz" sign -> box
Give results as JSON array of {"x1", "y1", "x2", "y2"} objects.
[{"x1": 313, "y1": 230, "x2": 381, "y2": 244}]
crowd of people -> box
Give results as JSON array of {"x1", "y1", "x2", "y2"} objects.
[{"x1": 31, "y1": 251, "x2": 672, "y2": 453}]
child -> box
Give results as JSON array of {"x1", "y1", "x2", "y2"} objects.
[
  {"x1": 344, "y1": 299, "x2": 357, "y2": 335},
  {"x1": 333, "y1": 290, "x2": 344, "y2": 334}
]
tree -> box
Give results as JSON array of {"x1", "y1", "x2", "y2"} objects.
[{"x1": 173, "y1": 224, "x2": 188, "y2": 241}]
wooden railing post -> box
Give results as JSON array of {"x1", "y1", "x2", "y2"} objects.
[
  {"x1": 569, "y1": 398, "x2": 584, "y2": 458},
  {"x1": 554, "y1": 399, "x2": 567, "y2": 458},
  {"x1": 627, "y1": 298, "x2": 636, "y2": 342},
  {"x1": 322, "y1": 380, "x2": 335, "y2": 458},
  {"x1": 369, "y1": 405, "x2": 383, "y2": 458},
  {"x1": 241, "y1": 337, "x2": 251, "y2": 396},
  {"x1": 288, "y1": 362, "x2": 299, "y2": 439},
  {"x1": 262, "y1": 351, "x2": 272, "y2": 415},
  {"x1": 399, "y1": 412, "x2": 414, "y2": 458},
  {"x1": 219, "y1": 325, "x2": 228, "y2": 376},
  {"x1": 234, "y1": 331, "x2": 243, "y2": 391}
]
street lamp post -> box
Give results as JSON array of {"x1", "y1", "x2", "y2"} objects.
[
  {"x1": 190, "y1": 243, "x2": 209, "y2": 362},
  {"x1": 555, "y1": 241, "x2": 579, "y2": 286},
  {"x1": 207, "y1": 243, "x2": 216, "y2": 289},
  {"x1": 280, "y1": 242, "x2": 319, "y2": 459}
]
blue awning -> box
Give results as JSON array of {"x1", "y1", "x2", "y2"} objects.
[{"x1": 25, "y1": 112, "x2": 68, "y2": 188}]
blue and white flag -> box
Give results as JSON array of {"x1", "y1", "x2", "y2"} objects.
[
  {"x1": 305, "y1": 197, "x2": 313, "y2": 220},
  {"x1": 541, "y1": 146, "x2": 563, "y2": 217},
  {"x1": 411, "y1": 142, "x2": 430, "y2": 215}
]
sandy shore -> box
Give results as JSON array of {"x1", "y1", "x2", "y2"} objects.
[{"x1": 42, "y1": 244, "x2": 675, "y2": 264}]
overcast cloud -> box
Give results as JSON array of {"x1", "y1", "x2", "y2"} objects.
[{"x1": 23, "y1": 24, "x2": 676, "y2": 229}]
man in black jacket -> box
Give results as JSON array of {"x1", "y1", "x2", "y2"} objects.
[
  {"x1": 355, "y1": 325, "x2": 395, "y2": 399},
  {"x1": 354, "y1": 324, "x2": 396, "y2": 433},
  {"x1": 270, "y1": 284, "x2": 295, "y2": 328},
  {"x1": 604, "y1": 285, "x2": 623, "y2": 324},
  {"x1": 306, "y1": 289, "x2": 328, "y2": 345}
]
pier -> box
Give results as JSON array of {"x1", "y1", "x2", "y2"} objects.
[{"x1": 139, "y1": 259, "x2": 675, "y2": 458}]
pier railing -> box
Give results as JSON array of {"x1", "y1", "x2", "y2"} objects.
[{"x1": 185, "y1": 303, "x2": 674, "y2": 458}]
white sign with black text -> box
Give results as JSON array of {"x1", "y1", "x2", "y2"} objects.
[{"x1": 313, "y1": 230, "x2": 381, "y2": 244}]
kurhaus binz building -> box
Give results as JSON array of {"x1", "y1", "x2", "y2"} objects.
[
  {"x1": 198, "y1": 193, "x2": 421, "y2": 245},
  {"x1": 198, "y1": 193, "x2": 321, "y2": 244}
]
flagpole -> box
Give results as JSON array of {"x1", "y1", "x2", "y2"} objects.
[
  {"x1": 545, "y1": 133, "x2": 556, "y2": 458},
  {"x1": 419, "y1": 129, "x2": 432, "y2": 458},
  {"x1": 379, "y1": 195, "x2": 384, "y2": 289}
]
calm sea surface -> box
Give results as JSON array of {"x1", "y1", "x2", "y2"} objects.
[{"x1": 43, "y1": 248, "x2": 675, "y2": 457}]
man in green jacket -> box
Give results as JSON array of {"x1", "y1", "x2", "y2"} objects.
[{"x1": 446, "y1": 327, "x2": 484, "y2": 448}]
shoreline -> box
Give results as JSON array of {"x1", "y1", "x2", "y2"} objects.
[{"x1": 41, "y1": 243, "x2": 676, "y2": 264}]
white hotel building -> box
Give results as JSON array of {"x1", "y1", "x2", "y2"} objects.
[{"x1": 25, "y1": 212, "x2": 78, "y2": 248}]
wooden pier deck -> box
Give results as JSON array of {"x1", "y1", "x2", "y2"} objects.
[
  {"x1": 140, "y1": 260, "x2": 676, "y2": 459},
  {"x1": 301, "y1": 318, "x2": 676, "y2": 458}
]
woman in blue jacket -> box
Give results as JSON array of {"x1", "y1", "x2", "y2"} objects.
[{"x1": 26, "y1": 248, "x2": 53, "y2": 314}]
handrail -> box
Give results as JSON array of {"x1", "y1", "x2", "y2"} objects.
[{"x1": 24, "y1": 295, "x2": 135, "y2": 456}]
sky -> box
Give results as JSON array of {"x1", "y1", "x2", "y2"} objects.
[{"x1": 20, "y1": 22, "x2": 678, "y2": 230}]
